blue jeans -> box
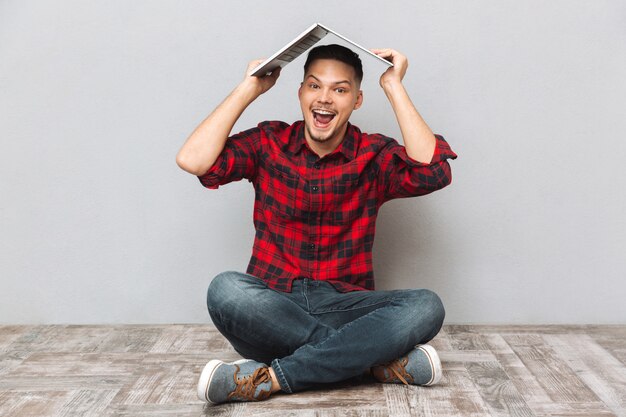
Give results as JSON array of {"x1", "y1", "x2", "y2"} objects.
[{"x1": 206, "y1": 271, "x2": 445, "y2": 393}]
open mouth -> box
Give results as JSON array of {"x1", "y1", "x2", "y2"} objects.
[{"x1": 312, "y1": 109, "x2": 336, "y2": 129}]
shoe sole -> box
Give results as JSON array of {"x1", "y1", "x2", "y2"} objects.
[
  {"x1": 417, "y1": 344, "x2": 442, "y2": 386},
  {"x1": 197, "y1": 359, "x2": 253, "y2": 404}
]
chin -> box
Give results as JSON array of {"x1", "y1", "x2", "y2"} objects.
[
  {"x1": 311, "y1": 135, "x2": 332, "y2": 143},
  {"x1": 306, "y1": 124, "x2": 334, "y2": 143}
]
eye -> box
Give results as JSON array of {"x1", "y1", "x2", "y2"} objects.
[
  {"x1": 335, "y1": 88, "x2": 347, "y2": 94},
  {"x1": 309, "y1": 83, "x2": 319, "y2": 89}
]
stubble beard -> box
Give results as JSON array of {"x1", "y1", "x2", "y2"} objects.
[{"x1": 305, "y1": 124, "x2": 335, "y2": 143}]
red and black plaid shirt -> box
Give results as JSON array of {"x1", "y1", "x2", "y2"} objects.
[{"x1": 199, "y1": 120, "x2": 457, "y2": 292}]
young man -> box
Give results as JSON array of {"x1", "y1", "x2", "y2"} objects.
[{"x1": 177, "y1": 44, "x2": 457, "y2": 404}]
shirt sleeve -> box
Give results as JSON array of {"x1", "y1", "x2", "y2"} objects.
[
  {"x1": 197, "y1": 127, "x2": 260, "y2": 189},
  {"x1": 378, "y1": 134, "x2": 458, "y2": 202}
]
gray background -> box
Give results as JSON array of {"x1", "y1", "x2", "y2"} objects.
[{"x1": 1, "y1": 0, "x2": 625, "y2": 324}]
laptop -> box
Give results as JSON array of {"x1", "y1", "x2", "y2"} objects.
[{"x1": 249, "y1": 23, "x2": 393, "y2": 77}]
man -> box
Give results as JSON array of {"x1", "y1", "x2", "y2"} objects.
[{"x1": 176, "y1": 44, "x2": 457, "y2": 404}]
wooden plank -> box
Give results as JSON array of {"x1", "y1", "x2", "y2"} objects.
[
  {"x1": 0, "y1": 390, "x2": 73, "y2": 416},
  {"x1": 10, "y1": 352, "x2": 144, "y2": 376},
  {"x1": 147, "y1": 325, "x2": 188, "y2": 354},
  {"x1": 316, "y1": 410, "x2": 388, "y2": 417},
  {"x1": 590, "y1": 327, "x2": 626, "y2": 368},
  {"x1": 57, "y1": 389, "x2": 118, "y2": 417},
  {"x1": 0, "y1": 375, "x2": 128, "y2": 391},
  {"x1": 0, "y1": 326, "x2": 31, "y2": 350},
  {"x1": 446, "y1": 326, "x2": 492, "y2": 351},
  {"x1": 0, "y1": 350, "x2": 31, "y2": 376},
  {"x1": 105, "y1": 402, "x2": 247, "y2": 416},
  {"x1": 149, "y1": 325, "x2": 233, "y2": 354},
  {"x1": 440, "y1": 350, "x2": 497, "y2": 363},
  {"x1": 528, "y1": 401, "x2": 616, "y2": 416},
  {"x1": 464, "y1": 361, "x2": 534, "y2": 417},
  {"x1": 7, "y1": 325, "x2": 64, "y2": 352},
  {"x1": 46, "y1": 325, "x2": 115, "y2": 352},
  {"x1": 265, "y1": 382, "x2": 387, "y2": 410},
  {"x1": 111, "y1": 363, "x2": 197, "y2": 406},
  {"x1": 545, "y1": 334, "x2": 626, "y2": 417},
  {"x1": 95, "y1": 326, "x2": 163, "y2": 353},
  {"x1": 446, "y1": 325, "x2": 592, "y2": 335},
  {"x1": 503, "y1": 334, "x2": 601, "y2": 404},
  {"x1": 382, "y1": 367, "x2": 491, "y2": 416},
  {"x1": 382, "y1": 384, "x2": 419, "y2": 417},
  {"x1": 481, "y1": 333, "x2": 553, "y2": 406}
]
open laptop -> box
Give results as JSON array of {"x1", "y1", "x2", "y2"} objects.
[{"x1": 249, "y1": 23, "x2": 393, "y2": 77}]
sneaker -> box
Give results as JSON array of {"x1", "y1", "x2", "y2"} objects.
[
  {"x1": 371, "y1": 344, "x2": 442, "y2": 386},
  {"x1": 197, "y1": 359, "x2": 273, "y2": 404}
]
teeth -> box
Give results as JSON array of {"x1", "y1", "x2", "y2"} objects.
[{"x1": 313, "y1": 109, "x2": 334, "y2": 115}]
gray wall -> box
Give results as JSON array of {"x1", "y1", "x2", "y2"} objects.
[{"x1": 1, "y1": 0, "x2": 625, "y2": 324}]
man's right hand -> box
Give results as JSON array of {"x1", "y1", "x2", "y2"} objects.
[{"x1": 242, "y1": 60, "x2": 282, "y2": 97}]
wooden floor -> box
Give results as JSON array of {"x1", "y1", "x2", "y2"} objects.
[{"x1": 1, "y1": 325, "x2": 625, "y2": 416}]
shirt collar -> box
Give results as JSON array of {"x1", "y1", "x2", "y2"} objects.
[{"x1": 288, "y1": 121, "x2": 359, "y2": 161}]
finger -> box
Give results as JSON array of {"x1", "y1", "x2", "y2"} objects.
[
  {"x1": 246, "y1": 59, "x2": 267, "y2": 72},
  {"x1": 267, "y1": 67, "x2": 281, "y2": 81},
  {"x1": 371, "y1": 49, "x2": 397, "y2": 64},
  {"x1": 370, "y1": 48, "x2": 393, "y2": 56}
]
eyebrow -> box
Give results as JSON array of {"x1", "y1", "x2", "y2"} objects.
[{"x1": 307, "y1": 74, "x2": 352, "y2": 86}]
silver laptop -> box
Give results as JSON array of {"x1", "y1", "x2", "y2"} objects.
[{"x1": 249, "y1": 23, "x2": 393, "y2": 77}]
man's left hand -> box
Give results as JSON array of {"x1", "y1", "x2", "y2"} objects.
[{"x1": 371, "y1": 48, "x2": 408, "y2": 89}]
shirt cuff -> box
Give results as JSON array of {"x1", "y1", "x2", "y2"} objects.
[{"x1": 197, "y1": 155, "x2": 227, "y2": 189}]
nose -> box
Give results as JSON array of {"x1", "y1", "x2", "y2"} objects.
[{"x1": 317, "y1": 87, "x2": 332, "y2": 104}]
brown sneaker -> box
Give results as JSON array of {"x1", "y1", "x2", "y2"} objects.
[{"x1": 372, "y1": 344, "x2": 442, "y2": 386}]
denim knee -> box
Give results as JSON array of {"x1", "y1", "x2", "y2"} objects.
[
  {"x1": 206, "y1": 271, "x2": 243, "y2": 315},
  {"x1": 417, "y1": 289, "x2": 446, "y2": 335}
]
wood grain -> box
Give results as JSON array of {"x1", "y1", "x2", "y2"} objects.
[{"x1": 0, "y1": 324, "x2": 624, "y2": 416}]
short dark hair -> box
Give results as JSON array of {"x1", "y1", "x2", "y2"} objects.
[{"x1": 304, "y1": 44, "x2": 363, "y2": 84}]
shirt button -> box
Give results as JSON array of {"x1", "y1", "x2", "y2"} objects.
[
  {"x1": 312, "y1": 186, "x2": 319, "y2": 192},
  {"x1": 309, "y1": 243, "x2": 315, "y2": 249},
  {"x1": 314, "y1": 163, "x2": 321, "y2": 169}
]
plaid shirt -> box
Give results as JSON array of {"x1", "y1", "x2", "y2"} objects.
[{"x1": 199, "y1": 120, "x2": 457, "y2": 292}]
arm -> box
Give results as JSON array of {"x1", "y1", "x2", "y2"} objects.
[
  {"x1": 176, "y1": 61, "x2": 281, "y2": 176},
  {"x1": 371, "y1": 49, "x2": 436, "y2": 164}
]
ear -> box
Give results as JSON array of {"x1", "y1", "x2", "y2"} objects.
[
  {"x1": 298, "y1": 82, "x2": 303, "y2": 99},
  {"x1": 354, "y1": 90, "x2": 363, "y2": 110}
]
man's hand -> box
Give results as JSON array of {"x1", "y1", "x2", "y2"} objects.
[
  {"x1": 241, "y1": 60, "x2": 282, "y2": 97},
  {"x1": 370, "y1": 48, "x2": 408, "y2": 89}
]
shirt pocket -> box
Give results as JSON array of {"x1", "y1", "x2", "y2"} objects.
[
  {"x1": 330, "y1": 176, "x2": 366, "y2": 225},
  {"x1": 262, "y1": 164, "x2": 307, "y2": 220}
]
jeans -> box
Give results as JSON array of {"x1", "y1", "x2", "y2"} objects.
[{"x1": 206, "y1": 271, "x2": 445, "y2": 393}]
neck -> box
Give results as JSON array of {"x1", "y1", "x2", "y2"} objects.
[{"x1": 304, "y1": 124, "x2": 349, "y2": 158}]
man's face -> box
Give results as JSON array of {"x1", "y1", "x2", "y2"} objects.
[{"x1": 298, "y1": 59, "x2": 363, "y2": 148}]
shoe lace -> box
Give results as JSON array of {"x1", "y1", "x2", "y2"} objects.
[
  {"x1": 227, "y1": 365, "x2": 272, "y2": 401},
  {"x1": 383, "y1": 357, "x2": 414, "y2": 385}
]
